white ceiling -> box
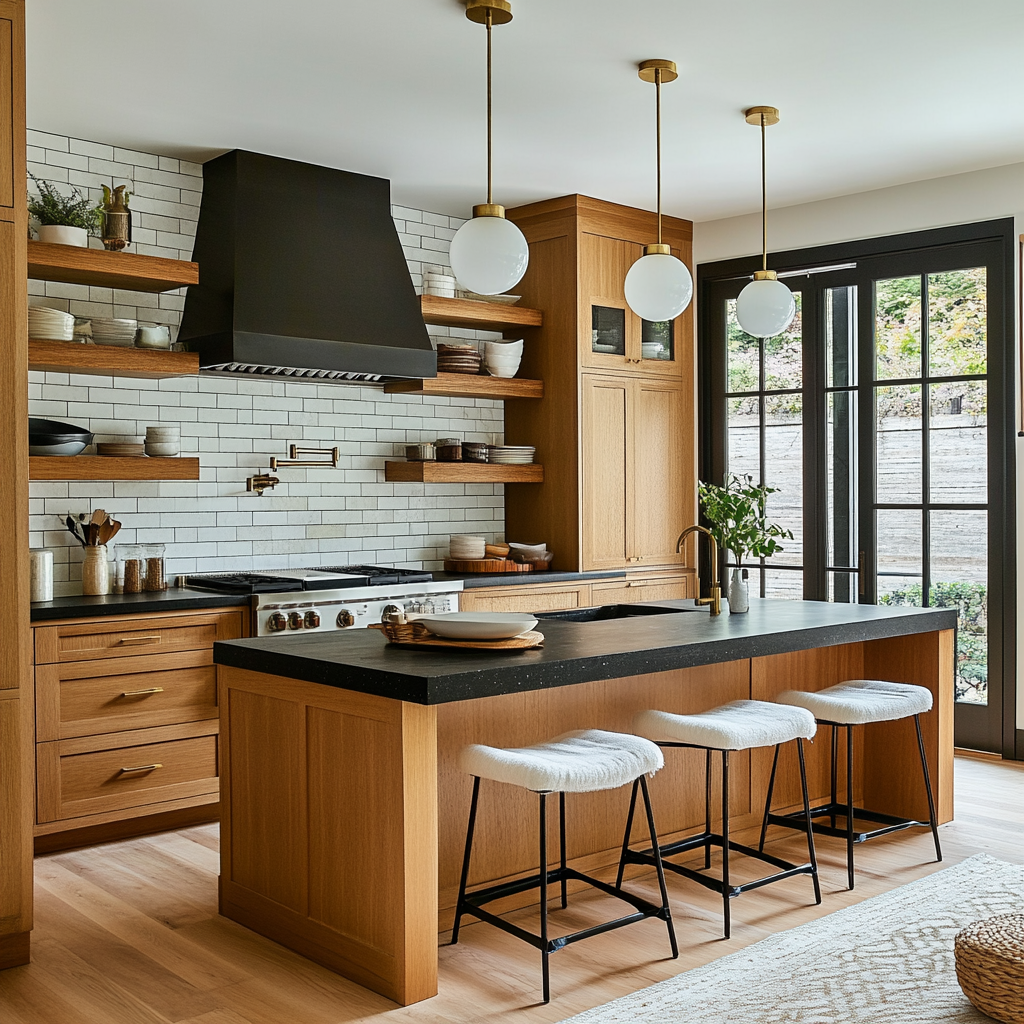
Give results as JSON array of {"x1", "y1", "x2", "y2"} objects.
[{"x1": 26, "y1": 1, "x2": 1024, "y2": 223}]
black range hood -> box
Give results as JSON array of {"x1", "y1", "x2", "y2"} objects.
[{"x1": 179, "y1": 150, "x2": 436, "y2": 383}]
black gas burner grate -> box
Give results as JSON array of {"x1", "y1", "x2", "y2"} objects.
[
  {"x1": 183, "y1": 572, "x2": 301, "y2": 594},
  {"x1": 313, "y1": 565, "x2": 433, "y2": 586}
]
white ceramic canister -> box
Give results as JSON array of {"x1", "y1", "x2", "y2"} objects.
[{"x1": 29, "y1": 549, "x2": 54, "y2": 602}]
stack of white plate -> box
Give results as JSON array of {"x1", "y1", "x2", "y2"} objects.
[
  {"x1": 27, "y1": 306, "x2": 74, "y2": 341},
  {"x1": 423, "y1": 272, "x2": 457, "y2": 298},
  {"x1": 449, "y1": 534, "x2": 486, "y2": 560},
  {"x1": 457, "y1": 290, "x2": 522, "y2": 306},
  {"x1": 483, "y1": 339, "x2": 523, "y2": 378},
  {"x1": 488, "y1": 445, "x2": 535, "y2": 465},
  {"x1": 91, "y1": 317, "x2": 138, "y2": 347}
]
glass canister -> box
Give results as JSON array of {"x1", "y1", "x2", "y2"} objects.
[
  {"x1": 119, "y1": 545, "x2": 144, "y2": 594},
  {"x1": 143, "y1": 543, "x2": 166, "y2": 592}
]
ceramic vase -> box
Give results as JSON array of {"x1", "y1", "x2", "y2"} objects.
[
  {"x1": 82, "y1": 544, "x2": 111, "y2": 596},
  {"x1": 100, "y1": 184, "x2": 132, "y2": 251},
  {"x1": 728, "y1": 567, "x2": 749, "y2": 613}
]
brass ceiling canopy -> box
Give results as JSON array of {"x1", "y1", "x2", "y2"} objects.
[
  {"x1": 638, "y1": 58, "x2": 678, "y2": 85},
  {"x1": 465, "y1": 0, "x2": 512, "y2": 25},
  {"x1": 745, "y1": 105, "x2": 780, "y2": 127}
]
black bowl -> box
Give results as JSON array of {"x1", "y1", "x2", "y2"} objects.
[{"x1": 28, "y1": 417, "x2": 95, "y2": 445}]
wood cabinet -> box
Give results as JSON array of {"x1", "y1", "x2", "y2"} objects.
[
  {"x1": 32, "y1": 607, "x2": 244, "y2": 845},
  {"x1": 506, "y1": 196, "x2": 697, "y2": 576}
]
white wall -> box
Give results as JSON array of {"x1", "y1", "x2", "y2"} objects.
[
  {"x1": 27, "y1": 132, "x2": 506, "y2": 593},
  {"x1": 695, "y1": 162, "x2": 1024, "y2": 733}
]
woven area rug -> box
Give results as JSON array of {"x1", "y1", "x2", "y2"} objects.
[{"x1": 563, "y1": 854, "x2": 1024, "y2": 1023}]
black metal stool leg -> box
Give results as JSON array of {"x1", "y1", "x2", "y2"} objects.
[
  {"x1": 639, "y1": 775, "x2": 678, "y2": 958},
  {"x1": 721, "y1": 750, "x2": 731, "y2": 939},
  {"x1": 559, "y1": 791, "x2": 568, "y2": 909},
  {"x1": 616, "y1": 778, "x2": 640, "y2": 888},
  {"x1": 704, "y1": 748, "x2": 713, "y2": 869},
  {"x1": 830, "y1": 724, "x2": 838, "y2": 829},
  {"x1": 759, "y1": 743, "x2": 781, "y2": 853},
  {"x1": 845, "y1": 724, "x2": 855, "y2": 890},
  {"x1": 914, "y1": 714, "x2": 943, "y2": 863},
  {"x1": 452, "y1": 776, "x2": 481, "y2": 945},
  {"x1": 796, "y1": 738, "x2": 822, "y2": 905},
  {"x1": 539, "y1": 792, "x2": 550, "y2": 1004}
]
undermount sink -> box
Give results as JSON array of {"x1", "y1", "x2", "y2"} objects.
[{"x1": 535, "y1": 603, "x2": 704, "y2": 623}]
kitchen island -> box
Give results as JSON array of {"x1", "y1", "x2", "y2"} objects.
[{"x1": 213, "y1": 599, "x2": 955, "y2": 1005}]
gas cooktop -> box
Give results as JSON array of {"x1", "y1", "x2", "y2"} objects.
[{"x1": 183, "y1": 565, "x2": 433, "y2": 594}]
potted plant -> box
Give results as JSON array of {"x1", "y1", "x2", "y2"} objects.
[
  {"x1": 27, "y1": 174, "x2": 100, "y2": 247},
  {"x1": 698, "y1": 474, "x2": 793, "y2": 612}
]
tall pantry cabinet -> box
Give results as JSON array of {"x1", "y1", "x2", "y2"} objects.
[
  {"x1": 505, "y1": 195, "x2": 697, "y2": 585},
  {"x1": 0, "y1": 0, "x2": 33, "y2": 969}
]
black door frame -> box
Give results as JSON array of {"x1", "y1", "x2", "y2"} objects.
[{"x1": 697, "y1": 219, "x2": 1017, "y2": 759}]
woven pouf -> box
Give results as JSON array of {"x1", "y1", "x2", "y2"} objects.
[{"x1": 954, "y1": 914, "x2": 1024, "y2": 1024}]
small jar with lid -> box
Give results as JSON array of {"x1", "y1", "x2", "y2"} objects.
[
  {"x1": 143, "y1": 543, "x2": 167, "y2": 591},
  {"x1": 119, "y1": 545, "x2": 144, "y2": 594}
]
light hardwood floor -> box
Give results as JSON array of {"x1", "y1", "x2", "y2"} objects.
[{"x1": 1, "y1": 753, "x2": 1021, "y2": 1023}]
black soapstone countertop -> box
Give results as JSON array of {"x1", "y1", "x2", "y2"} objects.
[
  {"x1": 213, "y1": 598, "x2": 957, "y2": 706},
  {"x1": 30, "y1": 588, "x2": 252, "y2": 621}
]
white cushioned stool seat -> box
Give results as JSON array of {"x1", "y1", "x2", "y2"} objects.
[
  {"x1": 775, "y1": 679, "x2": 932, "y2": 725},
  {"x1": 459, "y1": 729, "x2": 663, "y2": 793},
  {"x1": 635, "y1": 700, "x2": 816, "y2": 751}
]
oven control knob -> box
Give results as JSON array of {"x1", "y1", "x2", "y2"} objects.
[
  {"x1": 304, "y1": 610, "x2": 321, "y2": 629},
  {"x1": 267, "y1": 612, "x2": 287, "y2": 632},
  {"x1": 336, "y1": 609, "x2": 355, "y2": 628},
  {"x1": 381, "y1": 603, "x2": 402, "y2": 624},
  {"x1": 288, "y1": 611, "x2": 305, "y2": 630}
]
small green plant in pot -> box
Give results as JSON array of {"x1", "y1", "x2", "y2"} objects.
[
  {"x1": 28, "y1": 173, "x2": 100, "y2": 247},
  {"x1": 698, "y1": 474, "x2": 793, "y2": 612}
]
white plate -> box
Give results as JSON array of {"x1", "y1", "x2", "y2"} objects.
[{"x1": 413, "y1": 612, "x2": 539, "y2": 640}]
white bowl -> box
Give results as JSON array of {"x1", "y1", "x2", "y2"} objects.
[
  {"x1": 509, "y1": 541, "x2": 547, "y2": 557},
  {"x1": 145, "y1": 443, "x2": 179, "y2": 457},
  {"x1": 414, "y1": 612, "x2": 538, "y2": 640},
  {"x1": 484, "y1": 338, "x2": 523, "y2": 350},
  {"x1": 146, "y1": 426, "x2": 180, "y2": 437}
]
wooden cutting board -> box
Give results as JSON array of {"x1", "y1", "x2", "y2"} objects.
[
  {"x1": 369, "y1": 623, "x2": 543, "y2": 651},
  {"x1": 443, "y1": 558, "x2": 533, "y2": 573}
]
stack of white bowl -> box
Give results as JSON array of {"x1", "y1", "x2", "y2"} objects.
[
  {"x1": 423, "y1": 272, "x2": 457, "y2": 298},
  {"x1": 483, "y1": 339, "x2": 523, "y2": 378},
  {"x1": 145, "y1": 425, "x2": 180, "y2": 457},
  {"x1": 27, "y1": 306, "x2": 75, "y2": 341},
  {"x1": 449, "y1": 535, "x2": 486, "y2": 560},
  {"x1": 91, "y1": 317, "x2": 138, "y2": 347}
]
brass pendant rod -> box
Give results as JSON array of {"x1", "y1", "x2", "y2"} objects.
[
  {"x1": 760, "y1": 112, "x2": 767, "y2": 272},
  {"x1": 655, "y1": 67, "x2": 662, "y2": 246},
  {"x1": 486, "y1": 8, "x2": 493, "y2": 206}
]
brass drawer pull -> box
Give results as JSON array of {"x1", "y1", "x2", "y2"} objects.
[
  {"x1": 117, "y1": 635, "x2": 161, "y2": 646},
  {"x1": 120, "y1": 687, "x2": 165, "y2": 697},
  {"x1": 119, "y1": 763, "x2": 163, "y2": 775}
]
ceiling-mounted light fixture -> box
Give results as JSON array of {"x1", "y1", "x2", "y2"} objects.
[
  {"x1": 448, "y1": 0, "x2": 529, "y2": 296},
  {"x1": 623, "y1": 59, "x2": 693, "y2": 323},
  {"x1": 735, "y1": 106, "x2": 796, "y2": 338}
]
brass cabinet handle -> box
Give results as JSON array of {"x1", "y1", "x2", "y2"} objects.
[
  {"x1": 120, "y1": 687, "x2": 164, "y2": 697},
  {"x1": 119, "y1": 763, "x2": 162, "y2": 775},
  {"x1": 117, "y1": 635, "x2": 161, "y2": 646}
]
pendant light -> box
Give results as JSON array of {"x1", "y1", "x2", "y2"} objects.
[
  {"x1": 623, "y1": 59, "x2": 693, "y2": 323},
  {"x1": 735, "y1": 105, "x2": 796, "y2": 338},
  {"x1": 448, "y1": 0, "x2": 529, "y2": 296}
]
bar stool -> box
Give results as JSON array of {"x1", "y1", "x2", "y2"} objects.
[
  {"x1": 624, "y1": 700, "x2": 821, "y2": 938},
  {"x1": 766, "y1": 679, "x2": 942, "y2": 889},
  {"x1": 452, "y1": 729, "x2": 678, "y2": 1003}
]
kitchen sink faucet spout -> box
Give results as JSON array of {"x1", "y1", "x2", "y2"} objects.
[{"x1": 676, "y1": 525, "x2": 722, "y2": 616}]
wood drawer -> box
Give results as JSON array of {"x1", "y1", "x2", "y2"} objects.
[
  {"x1": 459, "y1": 584, "x2": 591, "y2": 614},
  {"x1": 592, "y1": 575, "x2": 690, "y2": 604},
  {"x1": 34, "y1": 608, "x2": 245, "y2": 665},
  {"x1": 36, "y1": 648, "x2": 218, "y2": 742},
  {"x1": 36, "y1": 721, "x2": 219, "y2": 823}
]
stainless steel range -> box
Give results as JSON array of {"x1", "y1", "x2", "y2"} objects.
[{"x1": 181, "y1": 565, "x2": 462, "y2": 637}]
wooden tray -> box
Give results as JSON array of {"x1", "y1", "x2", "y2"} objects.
[
  {"x1": 370, "y1": 622, "x2": 543, "y2": 651},
  {"x1": 444, "y1": 558, "x2": 533, "y2": 573}
]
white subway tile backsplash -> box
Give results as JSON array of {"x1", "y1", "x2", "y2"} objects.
[{"x1": 28, "y1": 131, "x2": 505, "y2": 593}]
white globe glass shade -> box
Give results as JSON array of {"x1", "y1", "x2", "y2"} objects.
[
  {"x1": 735, "y1": 277, "x2": 796, "y2": 338},
  {"x1": 624, "y1": 253, "x2": 693, "y2": 322},
  {"x1": 448, "y1": 215, "x2": 529, "y2": 296}
]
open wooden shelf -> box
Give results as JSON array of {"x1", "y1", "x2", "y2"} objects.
[
  {"x1": 29, "y1": 456, "x2": 201, "y2": 481},
  {"x1": 420, "y1": 294, "x2": 542, "y2": 332},
  {"x1": 384, "y1": 461, "x2": 543, "y2": 484},
  {"x1": 28, "y1": 241, "x2": 199, "y2": 293},
  {"x1": 384, "y1": 372, "x2": 543, "y2": 400},
  {"x1": 28, "y1": 340, "x2": 199, "y2": 379}
]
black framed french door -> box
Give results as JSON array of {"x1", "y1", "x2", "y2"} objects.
[{"x1": 699, "y1": 221, "x2": 1016, "y2": 756}]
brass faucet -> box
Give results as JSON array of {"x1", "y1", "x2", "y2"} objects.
[{"x1": 676, "y1": 525, "x2": 722, "y2": 615}]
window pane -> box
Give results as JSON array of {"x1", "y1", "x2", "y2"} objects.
[
  {"x1": 931, "y1": 509, "x2": 987, "y2": 706},
  {"x1": 875, "y1": 276, "x2": 922, "y2": 381},
  {"x1": 827, "y1": 391, "x2": 858, "y2": 575},
  {"x1": 877, "y1": 508, "x2": 922, "y2": 603},
  {"x1": 928, "y1": 267, "x2": 987, "y2": 378},
  {"x1": 764, "y1": 394, "x2": 802, "y2": 567},
  {"x1": 929, "y1": 380, "x2": 987, "y2": 503},
  {"x1": 764, "y1": 291, "x2": 802, "y2": 391},
  {"x1": 641, "y1": 319, "x2": 674, "y2": 361},
  {"x1": 764, "y1": 567, "x2": 803, "y2": 600},
  {"x1": 727, "y1": 396, "x2": 760, "y2": 482},
  {"x1": 828, "y1": 569, "x2": 859, "y2": 604},
  {"x1": 875, "y1": 384, "x2": 922, "y2": 502},
  {"x1": 592, "y1": 305, "x2": 625, "y2": 356},
  {"x1": 826, "y1": 285, "x2": 857, "y2": 388},
  {"x1": 726, "y1": 299, "x2": 759, "y2": 393}
]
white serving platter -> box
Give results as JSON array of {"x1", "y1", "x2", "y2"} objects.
[{"x1": 413, "y1": 611, "x2": 539, "y2": 640}]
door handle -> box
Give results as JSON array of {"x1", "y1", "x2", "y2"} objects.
[
  {"x1": 120, "y1": 687, "x2": 165, "y2": 698},
  {"x1": 119, "y1": 763, "x2": 162, "y2": 775},
  {"x1": 117, "y1": 635, "x2": 161, "y2": 646},
  {"x1": 858, "y1": 550, "x2": 866, "y2": 596}
]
